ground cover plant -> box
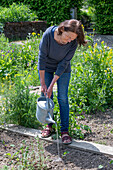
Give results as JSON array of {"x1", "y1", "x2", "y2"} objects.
[{"x1": 0, "y1": 32, "x2": 113, "y2": 139}]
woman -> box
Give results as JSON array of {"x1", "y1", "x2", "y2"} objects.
[{"x1": 38, "y1": 19, "x2": 86, "y2": 144}]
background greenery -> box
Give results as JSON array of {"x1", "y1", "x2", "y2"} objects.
[
  {"x1": 87, "y1": 0, "x2": 113, "y2": 34},
  {"x1": 0, "y1": 3, "x2": 37, "y2": 24},
  {"x1": 0, "y1": 0, "x2": 83, "y2": 26},
  {"x1": 0, "y1": 0, "x2": 113, "y2": 34}
]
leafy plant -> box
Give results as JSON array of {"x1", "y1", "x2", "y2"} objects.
[
  {"x1": 0, "y1": 33, "x2": 40, "y2": 85},
  {"x1": 1, "y1": 76, "x2": 41, "y2": 128},
  {"x1": 0, "y1": 0, "x2": 84, "y2": 26},
  {"x1": 87, "y1": 0, "x2": 113, "y2": 34},
  {"x1": 69, "y1": 41, "x2": 113, "y2": 114},
  {"x1": 0, "y1": 3, "x2": 37, "y2": 23}
]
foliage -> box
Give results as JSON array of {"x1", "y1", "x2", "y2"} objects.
[
  {"x1": 87, "y1": 0, "x2": 113, "y2": 34},
  {"x1": 0, "y1": 22, "x2": 4, "y2": 33},
  {"x1": 95, "y1": 3, "x2": 113, "y2": 34},
  {"x1": 0, "y1": 0, "x2": 83, "y2": 26},
  {"x1": 35, "y1": 0, "x2": 83, "y2": 26},
  {"x1": 0, "y1": 3, "x2": 37, "y2": 23},
  {"x1": 0, "y1": 33, "x2": 40, "y2": 86},
  {"x1": 1, "y1": 76, "x2": 40, "y2": 128},
  {"x1": 69, "y1": 42, "x2": 113, "y2": 114}
]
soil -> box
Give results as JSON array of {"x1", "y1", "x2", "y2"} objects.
[{"x1": 0, "y1": 109, "x2": 113, "y2": 170}]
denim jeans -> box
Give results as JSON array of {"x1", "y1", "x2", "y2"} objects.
[{"x1": 40, "y1": 71, "x2": 71, "y2": 132}]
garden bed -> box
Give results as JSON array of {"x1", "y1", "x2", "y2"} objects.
[{"x1": 0, "y1": 109, "x2": 113, "y2": 169}]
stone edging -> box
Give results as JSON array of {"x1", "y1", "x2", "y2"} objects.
[{"x1": 0, "y1": 124, "x2": 113, "y2": 157}]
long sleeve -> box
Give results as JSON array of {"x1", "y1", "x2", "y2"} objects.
[
  {"x1": 38, "y1": 32, "x2": 48, "y2": 70},
  {"x1": 55, "y1": 40, "x2": 78, "y2": 76}
]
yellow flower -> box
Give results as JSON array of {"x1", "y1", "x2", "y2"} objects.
[
  {"x1": 109, "y1": 60, "x2": 112, "y2": 65},
  {"x1": 107, "y1": 68, "x2": 110, "y2": 71},
  {"x1": 2, "y1": 83, "x2": 4, "y2": 87},
  {"x1": 1, "y1": 89, "x2": 4, "y2": 93},
  {"x1": 94, "y1": 43, "x2": 97, "y2": 48},
  {"x1": 9, "y1": 85, "x2": 12, "y2": 90},
  {"x1": 104, "y1": 70, "x2": 107, "y2": 73},
  {"x1": 108, "y1": 75, "x2": 110, "y2": 78},
  {"x1": 28, "y1": 74, "x2": 31, "y2": 78},
  {"x1": 110, "y1": 49, "x2": 112, "y2": 52},
  {"x1": 32, "y1": 32, "x2": 36, "y2": 36}
]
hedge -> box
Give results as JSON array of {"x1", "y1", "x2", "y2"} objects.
[
  {"x1": 88, "y1": 0, "x2": 113, "y2": 34},
  {"x1": 0, "y1": 0, "x2": 83, "y2": 26}
]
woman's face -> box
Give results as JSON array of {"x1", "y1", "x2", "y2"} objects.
[{"x1": 60, "y1": 31, "x2": 78, "y2": 44}]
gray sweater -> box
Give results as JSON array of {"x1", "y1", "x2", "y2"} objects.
[{"x1": 38, "y1": 26, "x2": 78, "y2": 77}]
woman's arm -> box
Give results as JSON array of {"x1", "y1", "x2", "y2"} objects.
[
  {"x1": 47, "y1": 75, "x2": 59, "y2": 98},
  {"x1": 39, "y1": 70, "x2": 47, "y2": 95}
]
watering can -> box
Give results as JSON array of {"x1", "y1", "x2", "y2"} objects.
[{"x1": 36, "y1": 96, "x2": 56, "y2": 124}]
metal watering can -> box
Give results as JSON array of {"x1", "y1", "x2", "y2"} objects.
[{"x1": 36, "y1": 96, "x2": 56, "y2": 124}]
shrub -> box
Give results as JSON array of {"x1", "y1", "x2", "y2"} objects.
[
  {"x1": 88, "y1": 0, "x2": 113, "y2": 34},
  {"x1": 69, "y1": 42, "x2": 113, "y2": 114},
  {"x1": 1, "y1": 76, "x2": 40, "y2": 128},
  {"x1": 0, "y1": 0, "x2": 83, "y2": 26},
  {"x1": 0, "y1": 3, "x2": 37, "y2": 23},
  {"x1": 0, "y1": 33, "x2": 40, "y2": 86}
]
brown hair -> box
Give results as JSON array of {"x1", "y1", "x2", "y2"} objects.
[{"x1": 57, "y1": 19, "x2": 86, "y2": 46}]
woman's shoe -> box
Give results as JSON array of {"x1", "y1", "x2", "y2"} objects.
[
  {"x1": 41, "y1": 125, "x2": 55, "y2": 138},
  {"x1": 61, "y1": 131, "x2": 72, "y2": 145}
]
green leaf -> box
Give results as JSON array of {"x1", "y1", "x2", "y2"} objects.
[
  {"x1": 109, "y1": 160, "x2": 113, "y2": 164},
  {"x1": 5, "y1": 153, "x2": 11, "y2": 157}
]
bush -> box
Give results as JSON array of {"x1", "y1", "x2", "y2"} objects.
[
  {"x1": 88, "y1": 0, "x2": 113, "y2": 34},
  {"x1": 0, "y1": 0, "x2": 83, "y2": 26},
  {"x1": 1, "y1": 76, "x2": 40, "y2": 128},
  {"x1": 0, "y1": 3, "x2": 37, "y2": 23},
  {"x1": 95, "y1": 3, "x2": 113, "y2": 34},
  {"x1": 69, "y1": 42, "x2": 113, "y2": 114},
  {"x1": 0, "y1": 33, "x2": 40, "y2": 86}
]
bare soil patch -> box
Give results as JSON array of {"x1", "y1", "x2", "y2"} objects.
[{"x1": 0, "y1": 109, "x2": 113, "y2": 170}]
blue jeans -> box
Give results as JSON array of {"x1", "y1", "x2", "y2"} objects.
[{"x1": 40, "y1": 71, "x2": 71, "y2": 132}]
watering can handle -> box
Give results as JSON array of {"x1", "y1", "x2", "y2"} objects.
[{"x1": 46, "y1": 94, "x2": 50, "y2": 111}]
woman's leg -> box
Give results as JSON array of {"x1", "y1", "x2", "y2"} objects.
[{"x1": 57, "y1": 72, "x2": 71, "y2": 132}]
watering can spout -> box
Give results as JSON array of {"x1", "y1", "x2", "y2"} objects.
[{"x1": 46, "y1": 112, "x2": 56, "y2": 124}]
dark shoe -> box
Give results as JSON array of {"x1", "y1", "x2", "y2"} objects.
[
  {"x1": 61, "y1": 131, "x2": 72, "y2": 145},
  {"x1": 41, "y1": 125, "x2": 55, "y2": 138}
]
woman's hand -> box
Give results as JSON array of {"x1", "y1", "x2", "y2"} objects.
[{"x1": 41, "y1": 83, "x2": 47, "y2": 96}]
